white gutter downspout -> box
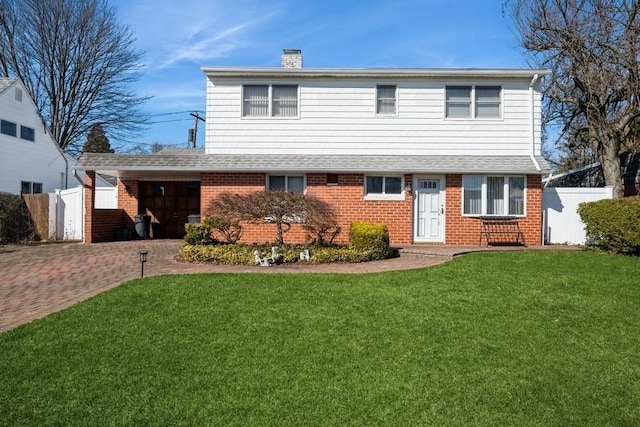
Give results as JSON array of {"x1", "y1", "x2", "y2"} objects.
[{"x1": 529, "y1": 73, "x2": 541, "y2": 172}]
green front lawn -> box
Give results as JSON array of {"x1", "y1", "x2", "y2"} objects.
[{"x1": 1, "y1": 251, "x2": 639, "y2": 426}]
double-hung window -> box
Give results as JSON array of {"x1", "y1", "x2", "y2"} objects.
[
  {"x1": 463, "y1": 175, "x2": 525, "y2": 216},
  {"x1": 243, "y1": 85, "x2": 298, "y2": 117},
  {"x1": 376, "y1": 85, "x2": 396, "y2": 114},
  {"x1": 445, "y1": 86, "x2": 502, "y2": 118},
  {"x1": 267, "y1": 175, "x2": 305, "y2": 193},
  {"x1": 365, "y1": 175, "x2": 403, "y2": 199}
]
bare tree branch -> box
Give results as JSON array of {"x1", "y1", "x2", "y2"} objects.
[
  {"x1": 507, "y1": 0, "x2": 640, "y2": 197},
  {"x1": 0, "y1": 0, "x2": 149, "y2": 155}
]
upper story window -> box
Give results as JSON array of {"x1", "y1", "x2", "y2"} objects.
[
  {"x1": 462, "y1": 175, "x2": 525, "y2": 216},
  {"x1": 1, "y1": 119, "x2": 17, "y2": 137},
  {"x1": 267, "y1": 175, "x2": 305, "y2": 193},
  {"x1": 445, "y1": 86, "x2": 502, "y2": 119},
  {"x1": 20, "y1": 126, "x2": 35, "y2": 141},
  {"x1": 376, "y1": 85, "x2": 396, "y2": 114},
  {"x1": 243, "y1": 84, "x2": 298, "y2": 117}
]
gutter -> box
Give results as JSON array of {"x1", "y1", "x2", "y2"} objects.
[{"x1": 529, "y1": 73, "x2": 541, "y2": 172}]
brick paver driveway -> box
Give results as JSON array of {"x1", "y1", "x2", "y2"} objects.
[{"x1": 0, "y1": 240, "x2": 451, "y2": 332}]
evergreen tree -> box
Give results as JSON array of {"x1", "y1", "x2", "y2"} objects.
[{"x1": 82, "y1": 123, "x2": 114, "y2": 153}]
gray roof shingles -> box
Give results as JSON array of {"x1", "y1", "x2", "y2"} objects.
[
  {"x1": 0, "y1": 78, "x2": 17, "y2": 94},
  {"x1": 76, "y1": 150, "x2": 551, "y2": 174}
]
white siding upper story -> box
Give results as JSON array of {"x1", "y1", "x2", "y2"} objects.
[
  {"x1": 0, "y1": 78, "x2": 68, "y2": 195},
  {"x1": 203, "y1": 70, "x2": 546, "y2": 157}
]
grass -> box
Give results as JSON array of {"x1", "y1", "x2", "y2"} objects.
[{"x1": 1, "y1": 251, "x2": 639, "y2": 426}]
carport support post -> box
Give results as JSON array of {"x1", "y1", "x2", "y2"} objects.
[{"x1": 84, "y1": 170, "x2": 96, "y2": 243}]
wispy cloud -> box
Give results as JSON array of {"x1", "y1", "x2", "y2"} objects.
[
  {"x1": 116, "y1": 0, "x2": 280, "y2": 69},
  {"x1": 160, "y1": 20, "x2": 258, "y2": 68}
]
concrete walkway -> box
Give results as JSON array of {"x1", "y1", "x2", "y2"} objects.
[{"x1": 0, "y1": 240, "x2": 573, "y2": 332}]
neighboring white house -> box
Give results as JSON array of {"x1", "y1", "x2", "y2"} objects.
[
  {"x1": 76, "y1": 49, "x2": 552, "y2": 245},
  {"x1": 0, "y1": 78, "x2": 69, "y2": 195}
]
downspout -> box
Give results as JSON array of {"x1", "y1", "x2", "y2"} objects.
[{"x1": 529, "y1": 73, "x2": 541, "y2": 172}]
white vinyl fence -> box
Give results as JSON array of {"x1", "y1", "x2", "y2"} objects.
[
  {"x1": 542, "y1": 187, "x2": 613, "y2": 245},
  {"x1": 51, "y1": 185, "x2": 117, "y2": 241}
]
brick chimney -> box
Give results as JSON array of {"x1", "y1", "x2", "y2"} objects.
[{"x1": 281, "y1": 49, "x2": 302, "y2": 68}]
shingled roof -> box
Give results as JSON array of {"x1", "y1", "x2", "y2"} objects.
[
  {"x1": 76, "y1": 150, "x2": 551, "y2": 175},
  {"x1": 0, "y1": 78, "x2": 17, "y2": 94}
]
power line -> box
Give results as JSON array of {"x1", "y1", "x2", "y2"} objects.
[{"x1": 148, "y1": 118, "x2": 192, "y2": 124}]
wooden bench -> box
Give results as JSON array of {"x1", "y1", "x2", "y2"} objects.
[{"x1": 479, "y1": 217, "x2": 526, "y2": 246}]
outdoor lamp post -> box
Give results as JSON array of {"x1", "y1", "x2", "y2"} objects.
[{"x1": 139, "y1": 249, "x2": 148, "y2": 278}]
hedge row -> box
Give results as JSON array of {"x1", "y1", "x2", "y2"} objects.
[
  {"x1": 578, "y1": 196, "x2": 640, "y2": 255},
  {"x1": 179, "y1": 221, "x2": 394, "y2": 265}
]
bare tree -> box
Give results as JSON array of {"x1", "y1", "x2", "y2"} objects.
[
  {"x1": 507, "y1": 0, "x2": 640, "y2": 197},
  {"x1": 0, "y1": 0, "x2": 149, "y2": 155}
]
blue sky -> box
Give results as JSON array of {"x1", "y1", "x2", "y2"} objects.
[{"x1": 112, "y1": 0, "x2": 529, "y2": 151}]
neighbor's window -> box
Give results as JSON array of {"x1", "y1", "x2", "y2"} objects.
[
  {"x1": 243, "y1": 84, "x2": 298, "y2": 117},
  {"x1": 267, "y1": 175, "x2": 305, "y2": 193},
  {"x1": 365, "y1": 175, "x2": 403, "y2": 197},
  {"x1": 376, "y1": 85, "x2": 396, "y2": 114},
  {"x1": 446, "y1": 86, "x2": 502, "y2": 118},
  {"x1": 462, "y1": 175, "x2": 525, "y2": 216},
  {"x1": 20, "y1": 126, "x2": 35, "y2": 141},
  {"x1": 1, "y1": 119, "x2": 17, "y2": 137},
  {"x1": 20, "y1": 181, "x2": 43, "y2": 194}
]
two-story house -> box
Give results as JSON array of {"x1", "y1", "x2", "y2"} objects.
[
  {"x1": 76, "y1": 50, "x2": 551, "y2": 245},
  {"x1": 0, "y1": 78, "x2": 69, "y2": 195}
]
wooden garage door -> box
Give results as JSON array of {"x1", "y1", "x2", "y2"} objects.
[{"x1": 139, "y1": 181, "x2": 200, "y2": 239}]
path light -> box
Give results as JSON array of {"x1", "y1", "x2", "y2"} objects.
[{"x1": 139, "y1": 249, "x2": 148, "y2": 278}]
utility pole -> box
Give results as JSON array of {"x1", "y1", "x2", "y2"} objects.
[{"x1": 188, "y1": 112, "x2": 205, "y2": 148}]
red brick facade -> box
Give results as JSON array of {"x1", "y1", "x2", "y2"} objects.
[
  {"x1": 84, "y1": 173, "x2": 140, "y2": 243},
  {"x1": 200, "y1": 172, "x2": 543, "y2": 246},
  {"x1": 445, "y1": 174, "x2": 542, "y2": 246},
  {"x1": 84, "y1": 171, "x2": 543, "y2": 246}
]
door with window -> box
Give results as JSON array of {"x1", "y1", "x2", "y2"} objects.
[{"x1": 414, "y1": 177, "x2": 445, "y2": 242}]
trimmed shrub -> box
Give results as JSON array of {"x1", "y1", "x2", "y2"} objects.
[
  {"x1": 349, "y1": 221, "x2": 390, "y2": 256},
  {"x1": 310, "y1": 246, "x2": 389, "y2": 263},
  {"x1": 178, "y1": 242, "x2": 394, "y2": 265},
  {"x1": 578, "y1": 196, "x2": 640, "y2": 255},
  {"x1": 184, "y1": 217, "x2": 243, "y2": 245},
  {"x1": 178, "y1": 244, "x2": 255, "y2": 264},
  {"x1": 184, "y1": 222, "x2": 215, "y2": 245}
]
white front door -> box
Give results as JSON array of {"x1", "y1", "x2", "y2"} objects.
[{"x1": 414, "y1": 177, "x2": 445, "y2": 242}]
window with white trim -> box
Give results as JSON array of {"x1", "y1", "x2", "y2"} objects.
[
  {"x1": 243, "y1": 85, "x2": 298, "y2": 117},
  {"x1": 445, "y1": 86, "x2": 502, "y2": 118},
  {"x1": 462, "y1": 175, "x2": 525, "y2": 216},
  {"x1": 267, "y1": 175, "x2": 305, "y2": 193},
  {"x1": 365, "y1": 175, "x2": 403, "y2": 198},
  {"x1": 376, "y1": 85, "x2": 396, "y2": 114}
]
